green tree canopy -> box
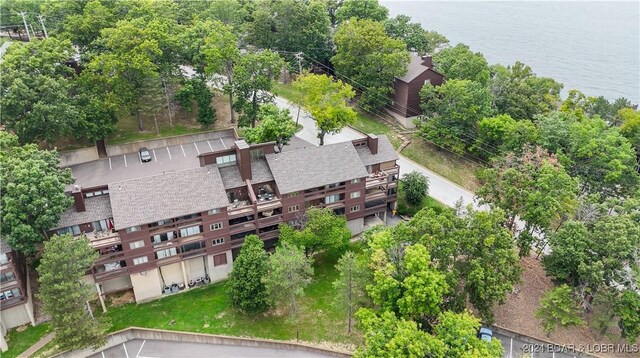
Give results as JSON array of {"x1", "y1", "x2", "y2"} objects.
[
  {"x1": 244, "y1": 104, "x2": 297, "y2": 152},
  {"x1": 232, "y1": 50, "x2": 285, "y2": 128},
  {"x1": 614, "y1": 290, "x2": 640, "y2": 342},
  {"x1": 619, "y1": 108, "x2": 640, "y2": 155},
  {"x1": 434, "y1": 311, "x2": 504, "y2": 357},
  {"x1": 38, "y1": 234, "x2": 110, "y2": 351},
  {"x1": 335, "y1": 0, "x2": 389, "y2": 24},
  {"x1": 490, "y1": 62, "x2": 563, "y2": 120},
  {"x1": 227, "y1": 235, "x2": 270, "y2": 314},
  {"x1": 56, "y1": 0, "x2": 115, "y2": 52},
  {"x1": 418, "y1": 79, "x2": 494, "y2": 154},
  {"x1": 384, "y1": 15, "x2": 449, "y2": 55},
  {"x1": 293, "y1": 74, "x2": 357, "y2": 145},
  {"x1": 0, "y1": 132, "x2": 74, "y2": 255},
  {"x1": 476, "y1": 114, "x2": 539, "y2": 158},
  {"x1": 477, "y1": 146, "x2": 579, "y2": 256},
  {"x1": 279, "y1": 207, "x2": 351, "y2": 258},
  {"x1": 333, "y1": 251, "x2": 370, "y2": 334},
  {"x1": 401, "y1": 171, "x2": 429, "y2": 205},
  {"x1": 1, "y1": 38, "x2": 83, "y2": 145},
  {"x1": 263, "y1": 241, "x2": 314, "y2": 318},
  {"x1": 535, "y1": 285, "x2": 584, "y2": 335},
  {"x1": 433, "y1": 43, "x2": 491, "y2": 86},
  {"x1": 332, "y1": 18, "x2": 410, "y2": 111}
]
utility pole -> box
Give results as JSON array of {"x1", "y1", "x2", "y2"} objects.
[
  {"x1": 294, "y1": 52, "x2": 303, "y2": 125},
  {"x1": 19, "y1": 12, "x2": 31, "y2": 41},
  {"x1": 37, "y1": 15, "x2": 48, "y2": 38}
]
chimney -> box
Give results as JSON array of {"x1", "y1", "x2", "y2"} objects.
[
  {"x1": 421, "y1": 56, "x2": 433, "y2": 68},
  {"x1": 234, "y1": 140, "x2": 252, "y2": 181},
  {"x1": 367, "y1": 134, "x2": 379, "y2": 155},
  {"x1": 72, "y1": 185, "x2": 85, "y2": 212}
]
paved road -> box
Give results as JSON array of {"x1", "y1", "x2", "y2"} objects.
[
  {"x1": 273, "y1": 96, "x2": 478, "y2": 209},
  {"x1": 89, "y1": 339, "x2": 336, "y2": 358}
]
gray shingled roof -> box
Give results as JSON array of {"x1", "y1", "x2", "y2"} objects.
[
  {"x1": 219, "y1": 159, "x2": 275, "y2": 189},
  {"x1": 266, "y1": 143, "x2": 369, "y2": 194},
  {"x1": 108, "y1": 165, "x2": 229, "y2": 229},
  {"x1": 356, "y1": 135, "x2": 399, "y2": 166},
  {"x1": 54, "y1": 195, "x2": 113, "y2": 230},
  {"x1": 397, "y1": 55, "x2": 430, "y2": 83}
]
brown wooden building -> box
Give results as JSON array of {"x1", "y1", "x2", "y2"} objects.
[{"x1": 390, "y1": 55, "x2": 445, "y2": 118}]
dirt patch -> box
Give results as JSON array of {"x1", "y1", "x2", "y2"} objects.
[
  {"x1": 494, "y1": 256, "x2": 636, "y2": 358},
  {"x1": 107, "y1": 290, "x2": 135, "y2": 307}
]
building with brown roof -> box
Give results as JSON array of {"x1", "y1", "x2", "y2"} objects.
[
  {"x1": 48, "y1": 130, "x2": 400, "y2": 306},
  {"x1": 390, "y1": 54, "x2": 445, "y2": 118}
]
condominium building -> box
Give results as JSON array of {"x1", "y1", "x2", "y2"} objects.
[{"x1": 49, "y1": 130, "x2": 399, "y2": 306}]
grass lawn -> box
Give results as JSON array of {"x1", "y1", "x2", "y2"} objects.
[
  {"x1": 272, "y1": 82, "x2": 305, "y2": 104},
  {"x1": 2, "y1": 323, "x2": 51, "y2": 358},
  {"x1": 396, "y1": 182, "x2": 449, "y2": 216},
  {"x1": 402, "y1": 135, "x2": 482, "y2": 191},
  {"x1": 101, "y1": 246, "x2": 361, "y2": 347}
]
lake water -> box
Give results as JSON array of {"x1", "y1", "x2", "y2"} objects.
[{"x1": 382, "y1": 1, "x2": 640, "y2": 103}]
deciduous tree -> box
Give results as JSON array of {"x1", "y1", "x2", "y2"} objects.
[
  {"x1": 0, "y1": 132, "x2": 74, "y2": 255},
  {"x1": 401, "y1": 171, "x2": 429, "y2": 205},
  {"x1": 279, "y1": 207, "x2": 351, "y2": 258},
  {"x1": 293, "y1": 74, "x2": 357, "y2": 145},
  {"x1": 614, "y1": 290, "x2": 640, "y2": 343},
  {"x1": 244, "y1": 104, "x2": 297, "y2": 152},
  {"x1": 332, "y1": 19, "x2": 410, "y2": 111},
  {"x1": 476, "y1": 114, "x2": 538, "y2": 158},
  {"x1": 263, "y1": 241, "x2": 314, "y2": 318},
  {"x1": 433, "y1": 44, "x2": 491, "y2": 86},
  {"x1": 384, "y1": 15, "x2": 448, "y2": 55},
  {"x1": 38, "y1": 234, "x2": 110, "y2": 351},
  {"x1": 335, "y1": 0, "x2": 388, "y2": 24},
  {"x1": 435, "y1": 311, "x2": 504, "y2": 357},
  {"x1": 535, "y1": 285, "x2": 584, "y2": 336},
  {"x1": 227, "y1": 235, "x2": 270, "y2": 314}
]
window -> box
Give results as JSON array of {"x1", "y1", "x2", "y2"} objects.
[
  {"x1": 133, "y1": 256, "x2": 148, "y2": 265},
  {"x1": 325, "y1": 194, "x2": 341, "y2": 204},
  {"x1": 250, "y1": 148, "x2": 265, "y2": 161},
  {"x1": 179, "y1": 225, "x2": 201, "y2": 237},
  {"x1": 92, "y1": 219, "x2": 109, "y2": 232},
  {"x1": 155, "y1": 247, "x2": 178, "y2": 259},
  {"x1": 0, "y1": 272, "x2": 15, "y2": 283},
  {"x1": 208, "y1": 208, "x2": 221, "y2": 215},
  {"x1": 176, "y1": 213, "x2": 201, "y2": 221},
  {"x1": 350, "y1": 205, "x2": 360, "y2": 213},
  {"x1": 129, "y1": 240, "x2": 145, "y2": 249},
  {"x1": 288, "y1": 192, "x2": 299, "y2": 197},
  {"x1": 212, "y1": 238, "x2": 225, "y2": 246},
  {"x1": 182, "y1": 241, "x2": 205, "y2": 253},
  {"x1": 0, "y1": 288, "x2": 21, "y2": 301},
  {"x1": 366, "y1": 165, "x2": 373, "y2": 174},
  {"x1": 425, "y1": 79, "x2": 431, "y2": 85},
  {"x1": 85, "y1": 189, "x2": 108, "y2": 198},
  {"x1": 57, "y1": 225, "x2": 81, "y2": 236},
  {"x1": 216, "y1": 154, "x2": 237, "y2": 167},
  {"x1": 151, "y1": 231, "x2": 176, "y2": 244},
  {"x1": 326, "y1": 182, "x2": 339, "y2": 189},
  {"x1": 149, "y1": 219, "x2": 172, "y2": 228},
  {"x1": 288, "y1": 205, "x2": 300, "y2": 213},
  {"x1": 0, "y1": 253, "x2": 9, "y2": 265},
  {"x1": 351, "y1": 178, "x2": 361, "y2": 184},
  {"x1": 210, "y1": 222, "x2": 223, "y2": 231},
  {"x1": 350, "y1": 191, "x2": 361, "y2": 199},
  {"x1": 126, "y1": 226, "x2": 142, "y2": 233},
  {"x1": 213, "y1": 253, "x2": 227, "y2": 266}
]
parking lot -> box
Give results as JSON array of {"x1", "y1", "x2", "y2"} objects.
[{"x1": 69, "y1": 138, "x2": 236, "y2": 189}]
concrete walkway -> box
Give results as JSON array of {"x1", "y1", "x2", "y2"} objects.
[{"x1": 20, "y1": 332, "x2": 54, "y2": 358}]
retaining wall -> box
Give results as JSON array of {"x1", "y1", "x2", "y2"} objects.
[
  {"x1": 55, "y1": 327, "x2": 352, "y2": 358},
  {"x1": 58, "y1": 146, "x2": 100, "y2": 167}
]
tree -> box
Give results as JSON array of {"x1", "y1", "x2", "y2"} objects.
[
  {"x1": 476, "y1": 146, "x2": 579, "y2": 255},
  {"x1": 435, "y1": 311, "x2": 504, "y2": 357},
  {"x1": 227, "y1": 235, "x2": 270, "y2": 314},
  {"x1": 0, "y1": 132, "x2": 74, "y2": 255},
  {"x1": 246, "y1": 0, "x2": 333, "y2": 64},
  {"x1": 418, "y1": 79, "x2": 494, "y2": 154},
  {"x1": 200, "y1": 20, "x2": 240, "y2": 123},
  {"x1": 38, "y1": 234, "x2": 110, "y2": 351},
  {"x1": 293, "y1": 74, "x2": 357, "y2": 145},
  {"x1": 333, "y1": 251, "x2": 369, "y2": 334},
  {"x1": 384, "y1": 15, "x2": 449, "y2": 55},
  {"x1": 490, "y1": 62, "x2": 563, "y2": 120},
  {"x1": 402, "y1": 171, "x2": 429, "y2": 205},
  {"x1": 335, "y1": 0, "x2": 389, "y2": 24},
  {"x1": 263, "y1": 241, "x2": 314, "y2": 318},
  {"x1": 243, "y1": 104, "x2": 297, "y2": 152},
  {"x1": 614, "y1": 290, "x2": 640, "y2": 342},
  {"x1": 174, "y1": 78, "x2": 216, "y2": 127},
  {"x1": 232, "y1": 50, "x2": 285, "y2": 128},
  {"x1": 355, "y1": 309, "x2": 445, "y2": 358},
  {"x1": 535, "y1": 285, "x2": 584, "y2": 336},
  {"x1": 1, "y1": 38, "x2": 83, "y2": 145},
  {"x1": 476, "y1": 114, "x2": 538, "y2": 158},
  {"x1": 619, "y1": 108, "x2": 640, "y2": 157},
  {"x1": 279, "y1": 207, "x2": 351, "y2": 258},
  {"x1": 433, "y1": 44, "x2": 491, "y2": 86},
  {"x1": 332, "y1": 19, "x2": 410, "y2": 111},
  {"x1": 57, "y1": 0, "x2": 115, "y2": 52}
]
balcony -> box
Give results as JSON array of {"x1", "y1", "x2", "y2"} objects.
[
  {"x1": 86, "y1": 230, "x2": 121, "y2": 249},
  {"x1": 228, "y1": 200, "x2": 254, "y2": 218},
  {"x1": 258, "y1": 215, "x2": 282, "y2": 228},
  {"x1": 259, "y1": 230, "x2": 279, "y2": 240},
  {"x1": 229, "y1": 221, "x2": 256, "y2": 235},
  {"x1": 365, "y1": 190, "x2": 387, "y2": 201},
  {"x1": 94, "y1": 260, "x2": 128, "y2": 281}
]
